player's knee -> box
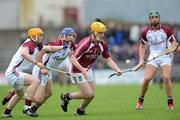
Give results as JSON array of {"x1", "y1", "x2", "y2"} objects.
[
  {"x1": 144, "y1": 78, "x2": 151, "y2": 84},
  {"x1": 90, "y1": 94, "x2": 95, "y2": 99},
  {"x1": 32, "y1": 79, "x2": 40, "y2": 87},
  {"x1": 162, "y1": 75, "x2": 170, "y2": 83},
  {"x1": 84, "y1": 92, "x2": 94, "y2": 99},
  {"x1": 34, "y1": 96, "x2": 44, "y2": 103},
  {"x1": 30, "y1": 79, "x2": 40, "y2": 86},
  {"x1": 16, "y1": 93, "x2": 23, "y2": 99},
  {"x1": 16, "y1": 89, "x2": 24, "y2": 98},
  {"x1": 45, "y1": 91, "x2": 52, "y2": 97},
  {"x1": 35, "y1": 78, "x2": 40, "y2": 84}
]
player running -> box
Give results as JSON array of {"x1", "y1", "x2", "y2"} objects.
[
  {"x1": 60, "y1": 19, "x2": 122, "y2": 115},
  {"x1": 135, "y1": 10, "x2": 179, "y2": 110},
  {"x1": 30, "y1": 27, "x2": 77, "y2": 115},
  {"x1": 1, "y1": 28, "x2": 46, "y2": 118}
]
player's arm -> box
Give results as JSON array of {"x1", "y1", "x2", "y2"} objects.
[
  {"x1": 21, "y1": 47, "x2": 45, "y2": 69},
  {"x1": 70, "y1": 54, "x2": 88, "y2": 79},
  {"x1": 138, "y1": 27, "x2": 148, "y2": 65},
  {"x1": 101, "y1": 41, "x2": 121, "y2": 75},
  {"x1": 103, "y1": 57, "x2": 121, "y2": 75},
  {"x1": 139, "y1": 42, "x2": 146, "y2": 64},
  {"x1": 21, "y1": 47, "x2": 37, "y2": 65},
  {"x1": 42, "y1": 45, "x2": 67, "y2": 52},
  {"x1": 37, "y1": 50, "x2": 45, "y2": 63},
  {"x1": 132, "y1": 42, "x2": 146, "y2": 71},
  {"x1": 164, "y1": 25, "x2": 179, "y2": 54},
  {"x1": 70, "y1": 41, "x2": 89, "y2": 79},
  {"x1": 164, "y1": 41, "x2": 179, "y2": 55},
  {"x1": 70, "y1": 54, "x2": 87, "y2": 73},
  {"x1": 133, "y1": 28, "x2": 147, "y2": 71},
  {"x1": 37, "y1": 50, "x2": 49, "y2": 75}
]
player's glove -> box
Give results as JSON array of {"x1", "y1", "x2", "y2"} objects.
[{"x1": 63, "y1": 43, "x2": 69, "y2": 50}]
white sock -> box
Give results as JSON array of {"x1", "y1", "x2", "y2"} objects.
[{"x1": 24, "y1": 105, "x2": 31, "y2": 110}]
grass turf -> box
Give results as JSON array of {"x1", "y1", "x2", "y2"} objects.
[{"x1": 0, "y1": 83, "x2": 180, "y2": 120}]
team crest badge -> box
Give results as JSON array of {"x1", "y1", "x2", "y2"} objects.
[{"x1": 78, "y1": 76, "x2": 83, "y2": 81}]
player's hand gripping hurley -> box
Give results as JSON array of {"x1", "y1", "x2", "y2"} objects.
[{"x1": 108, "y1": 43, "x2": 179, "y2": 79}]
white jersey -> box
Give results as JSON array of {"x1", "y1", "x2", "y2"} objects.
[
  {"x1": 141, "y1": 24, "x2": 176, "y2": 57},
  {"x1": 6, "y1": 39, "x2": 43, "y2": 73},
  {"x1": 43, "y1": 40, "x2": 76, "y2": 69},
  {"x1": 32, "y1": 40, "x2": 76, "y2": 85}
]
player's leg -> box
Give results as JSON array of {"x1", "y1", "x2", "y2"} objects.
[
  {"x1": 22, "y1": 73, "x2": 40, "y2": 117},
  {"x1": 44, "y1": 79, "x2": 53, "y2": 102},
  {"x1": 61, "y1": 69, "x2": 95, "y2": 114},
  {"x1": 32, "y1": 74, "x2": 49, "y2": 103},
  {"x1": 75, "y1": 81, "x2": 95, "y2": 115},
  {"x1": 31, "y1": 79, "x2": 53, "y2": 112},
  {"x1": 2, "y1": 71, "x2": 26, "y2": 118},
  {"x1": 2, "y1": 90, "x2": 15, "y2": 106},
  {"x1": 30, "y1": 65, "x2": 49, "y2": 112},
  {"x1": 160, "y1": 64, "x2": 174, "y2": 110},
  {"x1": 136, "y1": 64, "x2": 157, "y2": 109},
  {"x1": 1, "y1": 89, "x2": 24, "y2": 118},
  {"x1": 58, "y1": 57, "x2": 72, "y2": 85},
  {"x1": 61, "y1": 81, "x2": 93, "y2": 112}
]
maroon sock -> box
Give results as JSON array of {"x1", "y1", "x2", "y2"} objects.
[
  {"x1": 10, "y1": 91, "x2": 15, "y2": 95},
  {"x1": 65, "y1": 93, "x2": 71, "y2": 100},
  {"x1": 138, "y1": 96, "x2": 144, "y2": 102},
  {"x1": 4, "y1": 108, "x2": 12, "y2": 115},
  {"x1": 167, "y1": 96, "x2": 173, "y2": 105},
  {"x1": 25, "y1": 99, "x2": 32, "y2": 106}
]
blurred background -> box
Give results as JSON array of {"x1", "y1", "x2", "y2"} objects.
[{"x1": 0, "y1": 0, "x2": 180, "y2": 85}]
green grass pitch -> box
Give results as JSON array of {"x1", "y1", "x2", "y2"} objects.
[{"x1": 1, "y1": 83, "x2": 180, "y2": 120}]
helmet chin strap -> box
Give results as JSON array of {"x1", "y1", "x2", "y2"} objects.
[
  {"x1": 35, "y1": 36, "x2": 38, "y2": 42},
  {"x1": 95, "y1": 37, "x2": 102, "y2": 42},
  {"x1": 94, "y1": 32, "x2": 103, "y2": 42},
  {"x1": 31, "y1": 36, "x2": 38, "y2": 43}
]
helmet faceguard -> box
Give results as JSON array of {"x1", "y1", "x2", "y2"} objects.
[
  {"x1": 60, "y1": 27, "x2": 77, "y2": 43},
  {"x1": 149, "y1": 10, "x2": 160, "y2": 27},
  {"x1": 149, "y1": 10, "x2": 160, "y2": 18},
  {"x1": 90, "y1": 22, "x2": 106, "y2": 41},
  {"x1": 90, "y1": 22, "x2": 106, "y2": 33},
  {"x1": 28, "y1": 28, "x2": 43, "y2": 43}
]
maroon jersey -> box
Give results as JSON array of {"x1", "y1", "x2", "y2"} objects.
[
  {"x1": 72, "y1": 35, "x2": 110, "y2": 73},
  {"x1": 22, "y1": 40, "x2": 43, "y2": 54}
]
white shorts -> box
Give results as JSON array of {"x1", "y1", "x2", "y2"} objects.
[
  {"x1": 5, "y1": 70, "x2": 25, "y2": 90},
  {"x1": 57, "y1": 57, "x2": 72, "y2": 72},
  {"x1": 147, "y1": 55, "x2": 172, "y2": 67},
  {"x1": 73, "y1": 68, "x2": 95, "y2": 83},
  {"x1": 32, "y1": 65, "x2": 53, "y2": 82}
]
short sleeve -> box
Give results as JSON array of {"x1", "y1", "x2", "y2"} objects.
[
  {"x1": 73, "y1": 38, "x2": 90, "y2": 58},
  {"x1": 22, "y1": 41, "x2": 34, "y2": 54},
  {"x1": 101, "y1": 41, "x2": 110, "y2": 58},
  {"x1": 162, "y1": 25, "x2": 176, "y2": 42},
  {"x1": 140, "y1": 26, "x2": 149, "y2": 44}
]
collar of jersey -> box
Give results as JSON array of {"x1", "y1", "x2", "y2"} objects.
[{"x1": 150, "y1": 24, "x2": 162, "y2": 30}]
